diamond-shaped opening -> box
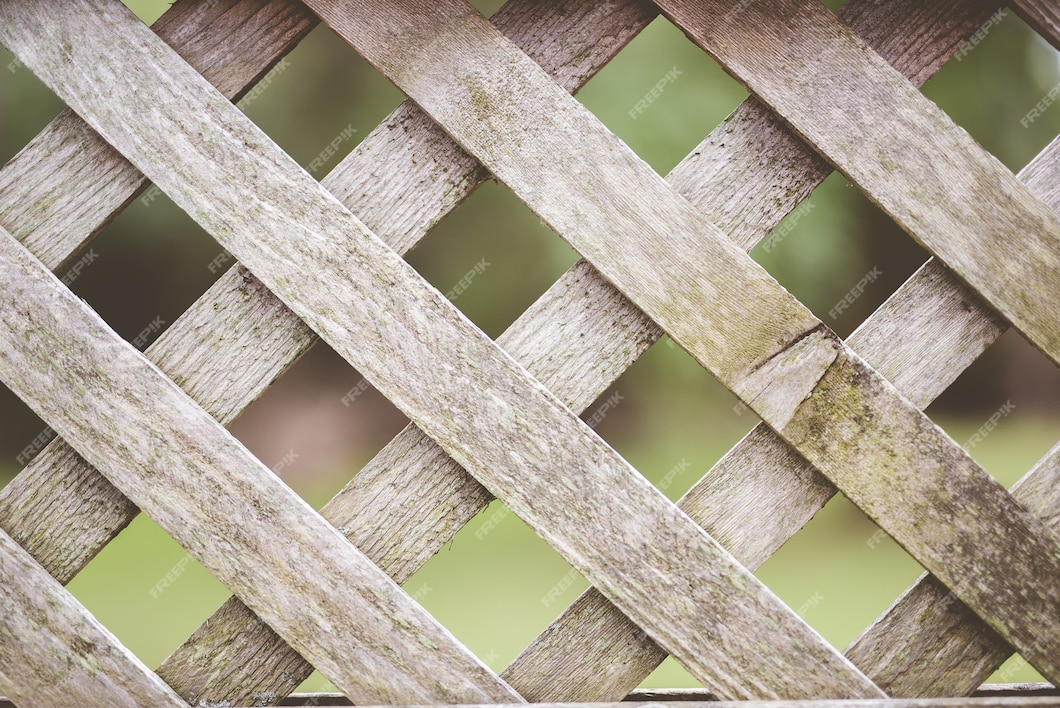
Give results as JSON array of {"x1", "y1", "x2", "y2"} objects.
[
  {"x1": 61, "y1": 193, "x2": 227, "y2": 352},
  {"x1": 65, "y1": 513, "x2": 232, "y2": 669},
  {"x1": 405, "y1": 179, "x2": 579, "y2": 339},
  {"x1": 237, "y1": 22, "x2": 406, "y2": 177},
  {"x1": 925, "y1": 11, "x2": 1060, "y2": 172},
  {"x1": 756, "y1": 493, "x2": 925, "y2": 652},
  {"x1": 226, "y1": 340, "x2": 410, "y2": 508},
  {"x1": 581, "y1": 338, "x2": 758, "y2": 503},
  {"x1": 392, "y1": 499, "x2": 591, "y2": 676},
  {"x1": 574, "y1": 15, "x2": 750, "y2": 176},
  {"x1": 752, "y1": 171, "x2": 929, "y2": 340},
  {"x1": 926, "y1": 329, "x2": 1060, "y2": 488}
]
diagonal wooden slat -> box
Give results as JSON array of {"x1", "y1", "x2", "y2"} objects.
[
  {"x1": 2, "y1": 0, "x2": 1043, "y2": 699},
  {"x1": 164, "y1": 1, "x2": 1043, "y2": 701},
  {"x1": 652, "y1": 0, "x2": 1060, "y2": 368},
  {"x1": 504, "y1": 135, "x2": 1060, "y2": 701},
  {"x1": 1015, "y1": 0, "x2": 1060, "y2": 50},
  {"x1": 0, "y1": 0, "x2": 655, "y2": 592},
  {"x1": 848, "y1": 440, "x2": 1060, "y2": 697},
  {"x1": 0, "y1": 232, "x2": 520, "y2": 703},
  {"x1": 0, "y1": 0, "x2": 1050, "y2": 702},
  {"x1": 0, "y1": 0, "x2": 882, "y2": 700},
  {"x1": 298, "y1": 0, "x2": 1060, "y2": 683},
  {"x1": 0, "y1": 526, "x2": 184, "y2": 707},
  {"x1": 0, "y1": 0, "x2": 316, "y2": 272}
]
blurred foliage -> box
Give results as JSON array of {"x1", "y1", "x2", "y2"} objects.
[{"x1": 1, "y1": 0, "x2": 1058, "y2": 692}]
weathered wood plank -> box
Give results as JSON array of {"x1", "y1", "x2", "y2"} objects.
[
  {"x1": 158, "y1": 258, "x2": 663, "y2": 703},
  {"x1": 0, "y1": 267, "x2": 315, "y2": 585},
  {"x1": 1, "y1": 0, "x2": 881, "y2": 700},
  {"x1": 0, "y1": 0, "x2": 315, "y2": 270},
  {"x1": 4, "y1": 0, "x2": 1051, "y2": 699},
  {"x1": 1016, "y1": 0, "x2": 1060, "y2": 50},
  {"x1": 0, "y1": 0, "x2": 656, "y2": 596},
  {"x1": 847, "y1": 447, "x2": 1060, "y2": 696},
  {"x1": 1, "y1": 1, "x2": 660, "y2": 702},
  {"x1": 653, "y1": 0, "x2": 1060, "y2": 368},
  {"x1": 0, "y1": 229, "x2": 522, "y2": 704},
  {"x1": 302, "y1": 0, "x2": 1060, "y2": 684},
  {"x1": 0, "y1": 527, "x2": 185, "y2": 707}
]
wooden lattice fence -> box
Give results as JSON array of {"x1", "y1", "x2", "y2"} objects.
[{"x1": 0, "y1": 0, "x2": 1059, "y2": 705}]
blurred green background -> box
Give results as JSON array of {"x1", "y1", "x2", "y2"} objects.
[{"x1": 1, "y1": 0, "x2": 1059, "y2": 694}]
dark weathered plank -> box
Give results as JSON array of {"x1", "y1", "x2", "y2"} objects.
[
  {"x1": 302, "y1": 0, "x2": 1060, "y2": 684},
  {"x1": 0, "y1": 526, "x2": 184, "y2": 707},
  {"x1": 1015, "y1": 0, "x2": 1060, "y2": 49},
  {"x1": 653, "y1": 0, "x2": 1060, "y2": 368},
  {"x1": 0, "y1": 0, "x2": 881, "y2": 700}
]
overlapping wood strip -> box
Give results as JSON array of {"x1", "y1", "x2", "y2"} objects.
[
  {"x1": 2, "y1": 0, "x2": 1051, "y2": 699},
  {"x1": 0, "y1": 524, "x2": 184, "y2": 707},
  {"x1": 0, "y1": 0, "x2": 1043, "y2": 699},
  {"x1": 653, "y1": 0, "x2": 1060, "y2": 367},
  {"x1": 0, "y1": 228, "x2": 522, "y2": 703},
  {"x1": 0, "y1": 0, "x2": 884, "y2": 701},
  {"x1": 847, "y1": 445, "x2": 1060, "y2": 697},
  {"x1": 0, "y1": 0, "x2": 315, "y2": 271},
  {"x1": 504, "y1": 53, "x2": 1060, "y2": 708},
  {"x1": 302, "y1": 0, "x2": 1060, "y2": 683},
  {"x1": 160, "y1": 0, "x2": 1032, "y2": 701}
]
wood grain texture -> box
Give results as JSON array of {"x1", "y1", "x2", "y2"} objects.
[
  {"x1": 653, "y1": 0, "x2": 1060, "y2": 368},
  {"x1": 305, "y1": 0, "x2": 1060, "y2": 684},
  {"x1": 0, "y1": 0, "x2": 881, "y2": 701},
  {"x1": 1, "y1": 1, "x2": 661, "y2": 703},
  {"x1": 1015, "y1": 0, "x2": 1060, "y2": 50},
  {"x1": 503, "y1": 143, "x2": 1057, "y2": 703},
  {"x1": 0, "y1": 231, "x2": 521, "y2": 704},
  {"x1": 0, "y1": 526, "x2": 184, "y2": 707},
  {"x1": 159, "y1": 257, "x2": 663, "y2": 702},
  {"x1": 4, "y1": 0, "x2": 1051, "y2": 703},
  {"x1": 0, "y1": 0, "x2": 315, "y2": 270}
]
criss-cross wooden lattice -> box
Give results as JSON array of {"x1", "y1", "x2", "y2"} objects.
[{"x1": 0, "y1": 0, "x2": 1059, "y2": 705}]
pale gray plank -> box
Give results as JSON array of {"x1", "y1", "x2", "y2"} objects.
[
  {"x1": 653, "y1": 0, "x2": 1060, "y2": 368},
  {"x1": 0, "y1": 527, "x2": 184, "y2": 707},
  {"x1": 0, "y1": 228, "x2": 521, "y2": 704},
  {"x1": 302, "y1": 0, "x2": 1060, "y2": 683},
  {"x1": 0, "y1": 0, "x2": 881, "y2": 700},
  {"x1": 2, "y1": 0, "x2": 661, "y2": 703},
  {"x1": 0, "y1": 0, "x2": 315, "y2": 270}
]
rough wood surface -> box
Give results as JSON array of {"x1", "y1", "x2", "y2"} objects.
[
  {"x1": 1015, "y1": 0, "x2": 1060, "y2": 50},
  {"x1": 847, "y1": 446, "x2": 1060, "y2": 696},
  {"x1": 0, "y1": 0, "x2": 319, "y2": 586},
  {"x1": 0, "y1": 526, "x2": 184, "y2": 707},
  {"x1": 0, "y1": 230, "x2": 521, "y2": 704},
  {"x1": 2, "y1": 0, "x2": 1051, "y2": 699},
  {"x1": 0, "y1": 0, "x2": 315, "y2": 270},
  {"x1": 305, "y1": 0, "x2": 1060, "y2": 684},
  {"x1": 0, "y1": 0, "x2": 661, "y2": 703},
  {"x1": 0, "y1": 0, "x2": 883, "y2": 701},
  {"x1": 653, "y1": 0, "x2": 1060, "y2": 368}
]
